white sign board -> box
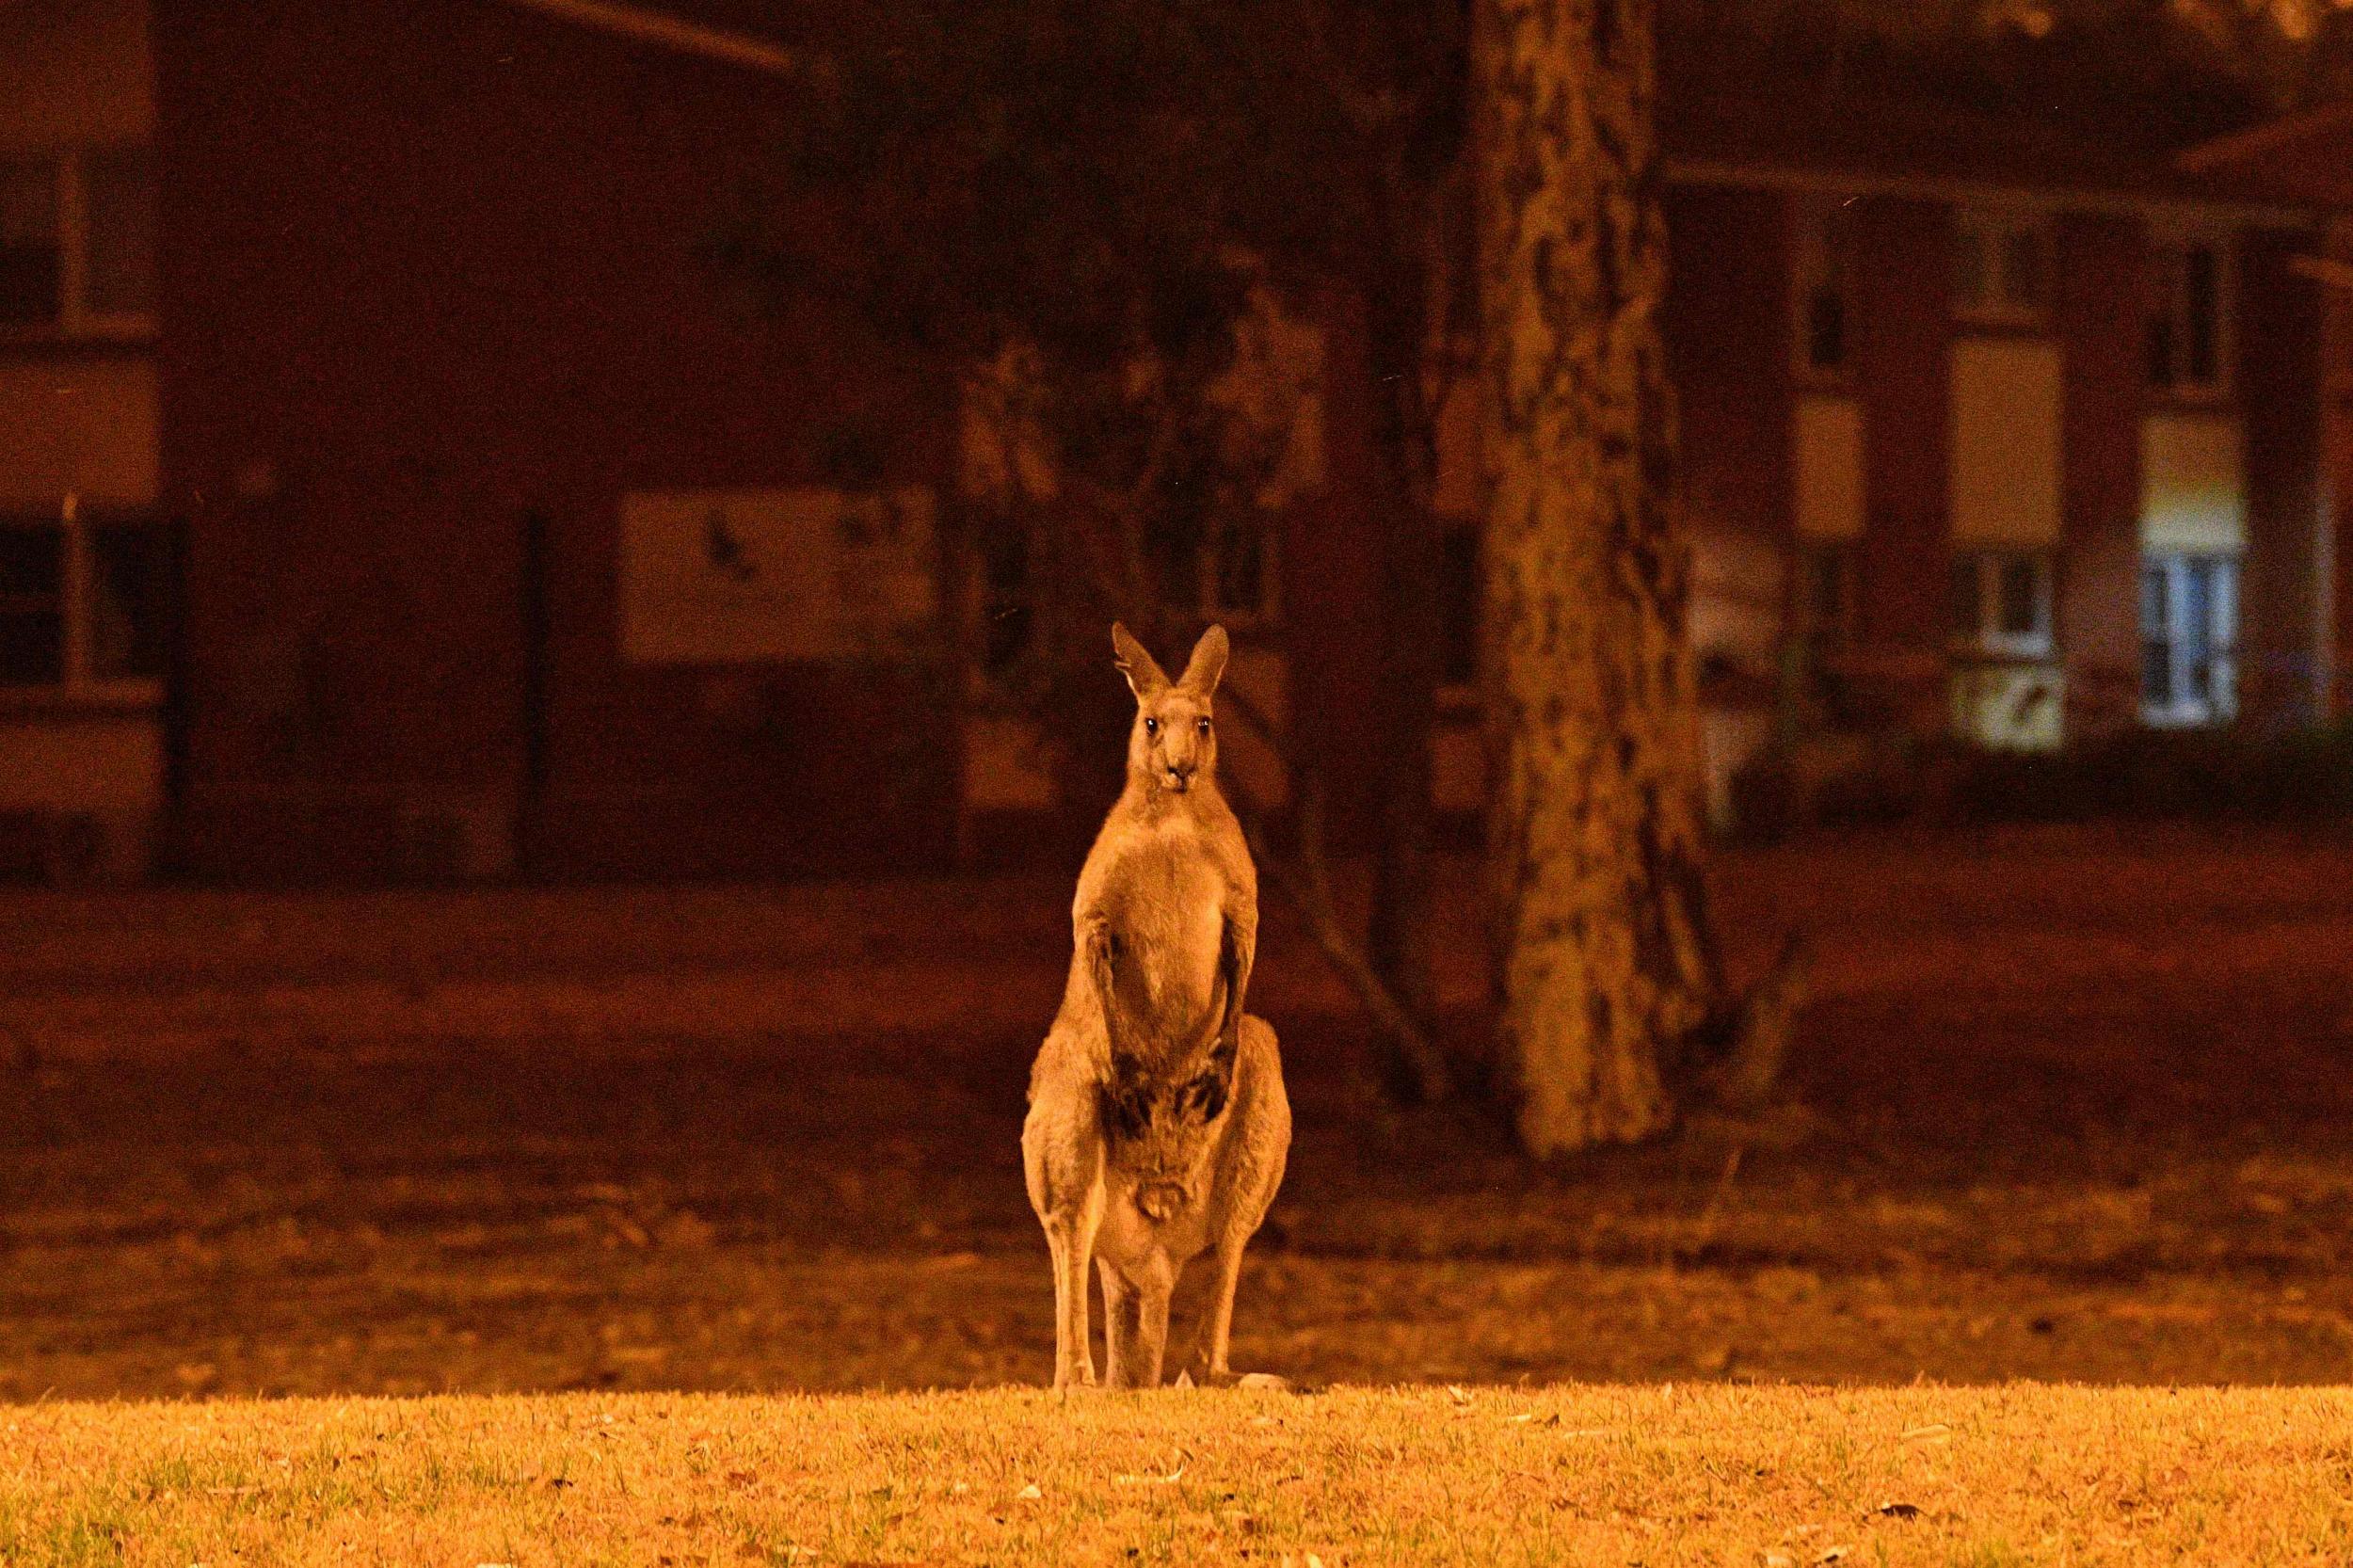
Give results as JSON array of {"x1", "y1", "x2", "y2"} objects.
[{"x1": 618, "y1": 488, "x2": 936, "y2": 664}]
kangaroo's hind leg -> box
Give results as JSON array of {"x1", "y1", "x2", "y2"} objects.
[
  {"x1": 1135, "y1": 1257, "x2": 1176, "y2": 1388},
  {"x1": 1024, "y1": 1067, "x2": 1107, "y2": 1392},
  {"x1": 1185, "y1": 1016, "x2": 1290, "y2": 1386},
  {"x1": 1042, "y1": 1197, "x2": 1103, "y2": 1390},
  {"x1": 1098, "y1": 1259, "x2": 1139, "y2": 1389}
]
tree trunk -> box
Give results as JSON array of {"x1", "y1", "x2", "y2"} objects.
[{"x1": 1471, "y1": 0, "x2": 1723, "y2": 1154}]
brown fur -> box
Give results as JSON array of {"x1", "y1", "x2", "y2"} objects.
[{"x1": 1021, "y1": 623, "x2": 1292, "y2": 1391}]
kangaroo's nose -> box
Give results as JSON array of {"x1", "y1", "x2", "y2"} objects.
[{"x1": 1164, "y1": 762, "x2": 1193, "y2": 792}]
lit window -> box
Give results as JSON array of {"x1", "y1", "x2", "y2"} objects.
[
  {"x1": 0, "y1": 159, "x2": 62, "y2": 327},
  {"x1": 1953, "y1": 209, "x2": 2051, "y2": 324},
  {"x1": 2141, "y1": 551, "x2": 2237, "y2": 725},
  {"x1": 1951, "y1": 550, "x2": 2054, "y2": 658},
  {"x1": 2147, "y1": 239, "x2": 2227, "y2": 398}
]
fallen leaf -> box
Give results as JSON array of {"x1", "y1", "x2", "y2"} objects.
[
  {"x1": 1817, "y1": 1548, "x2": 1850, "y2": 1564},
  {"x1": 1765, "y1": 1553, "x2": 1797, "y2": 1567},
  {"x1": 1446, "y1": 1384, "x2": 1471, "y2": 1405},
  {"x1": 1016, "y1": 1482, "x2": 1044, "y2": 1501},
  {"x1": 1899, "y1": 1424, "x2": 1950, "y2": 1443},
  {"x1": 1874, "y1": 1501, "x2": 1921, "y2": 1519}
]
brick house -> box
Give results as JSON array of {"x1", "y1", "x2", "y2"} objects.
[{"x1": 2, "y1": 0, "x2": 2348, "y2": 882}]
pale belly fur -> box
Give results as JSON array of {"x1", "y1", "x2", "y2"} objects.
[{"x1": 1098, "y1": 829, "x2": 1228, "y2": 1056}]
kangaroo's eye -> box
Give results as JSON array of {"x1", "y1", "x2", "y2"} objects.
[
  {"x1": 1196, "y1": 717, "x2": 1211, "y2": 735},
  {"x1": 1144, "y1": 717, "x2": 1159, "y2": 736}
]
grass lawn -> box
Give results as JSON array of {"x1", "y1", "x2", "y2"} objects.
[
  {"x1": 9, "y1": 825, "x2": 2353, "y2": 1399},
  {"x1": 8, "y1": 1384, "x2": 2353, "y2": 1566}
]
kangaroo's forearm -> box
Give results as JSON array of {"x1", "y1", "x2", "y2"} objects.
[{"x1": 1215, "y1": 919, "x2": 1253, "y2": 1056}]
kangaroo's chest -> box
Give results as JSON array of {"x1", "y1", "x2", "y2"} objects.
[{"x1": 1098, "y1": 833, "x2": 1231, "y2": 1041}]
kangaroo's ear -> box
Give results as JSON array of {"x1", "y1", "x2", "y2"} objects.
[
  {"x1": 1177, "y1": 624, "x2": 1229, "y2": 696},
  {"x1": 1111, "y1": 621, "x2": 1170, "y2": 701}
]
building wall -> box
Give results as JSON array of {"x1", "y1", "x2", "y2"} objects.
[
  {"x1": 2055, "y1": 214, "x2": 2148, "y2": 737},
  {"x1": 0, "y1": 0, "x2": 166, "y2": 881},
  {"x1": 2237, "y1": 225, "x2": 2332, "y2": 728},
  {"x1": 74, "y1": 0, "x2": 2352, "y2": 883},
  {"x1": 155, "y1": 0, "x2": 955, "y2": 881},
  {"x1": 1851, "y1": 197, "x2": 1955, "y2": 730}
]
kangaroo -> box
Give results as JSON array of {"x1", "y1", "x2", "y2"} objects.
[{"x1": 1021, "y1": 621, "x2": 1291, "y2": 1391}]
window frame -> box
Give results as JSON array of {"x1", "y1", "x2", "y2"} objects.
[
  {"x1": 0, "y1": 147, "x2": 158, "y2": 344},
  {"x1": 0, "y1": 504, "x2": 168, "y2": 709},
  {"x1": 1950, "y1": 549, "x2": 2056, "y2": 662},
  {"x1": 2139, "y1": 549, "x2": 2238, "y2": 728},
  {"x1": 1951, "y1": 207, "x2": 2054, "y2": 329}
]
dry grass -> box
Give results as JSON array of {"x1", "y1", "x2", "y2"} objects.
[{"x1": 7, "y1": 1384, "x2": 2353, "y2": 1565}]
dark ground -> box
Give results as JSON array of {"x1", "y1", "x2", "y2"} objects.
[{"x1": 4, "y1": 822, "x2": 2353, "y2": 1399}]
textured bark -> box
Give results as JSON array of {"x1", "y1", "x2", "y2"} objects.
[{"x1": 1471, "y1": 0, "x2": 1722, "y2": 1154}]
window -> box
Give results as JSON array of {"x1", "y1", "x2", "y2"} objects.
[
  {"x1": 0, "y1": 527, "x2": 64, "y2": 684},
  {"x1": 1796, "y1": 542, "x2": 1858, "y2": 653},
  {"x1": 1952, "y1": 209, "x2": 2051, "y2": 325},
  {"x1": 1439, "y1": 523, "x2": 1480, "y2": 689},
  {"x1": 2141, "y1": 552, "x2": 2236, "y2": 725},
  {"x1": 0, "y1": 511, "x2": 170, "y2": 696},
  {"x1": 2147, "y1": 239, "x2": 2228, "y2": 398},
  {"x1": 1792, "y1": 197, "x2": 1856, "y2": 379},
  {"x1": 1146, "y1": 499, "x2": 1277, "y2": 627},
  {"x1": 1951, "y1": 550, "x2": 2054, "y2": 658},
  {"x1": 976, "y1": 525, "x2": 1032, "y2": 678},
  {"x1": 1206, "y1": 508, "x2": 1269, "y2": 620},
  {"x1": 0, "y1": 159, "x2": 61, "y2": 327},
  {"x1": 0, "y1": 149, "x2": 156, "y2": 336}
]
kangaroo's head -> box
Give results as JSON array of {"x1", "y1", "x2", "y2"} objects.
[{"x1": 1112, "y1": 622, "x2": 1228, "y2": 797}]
